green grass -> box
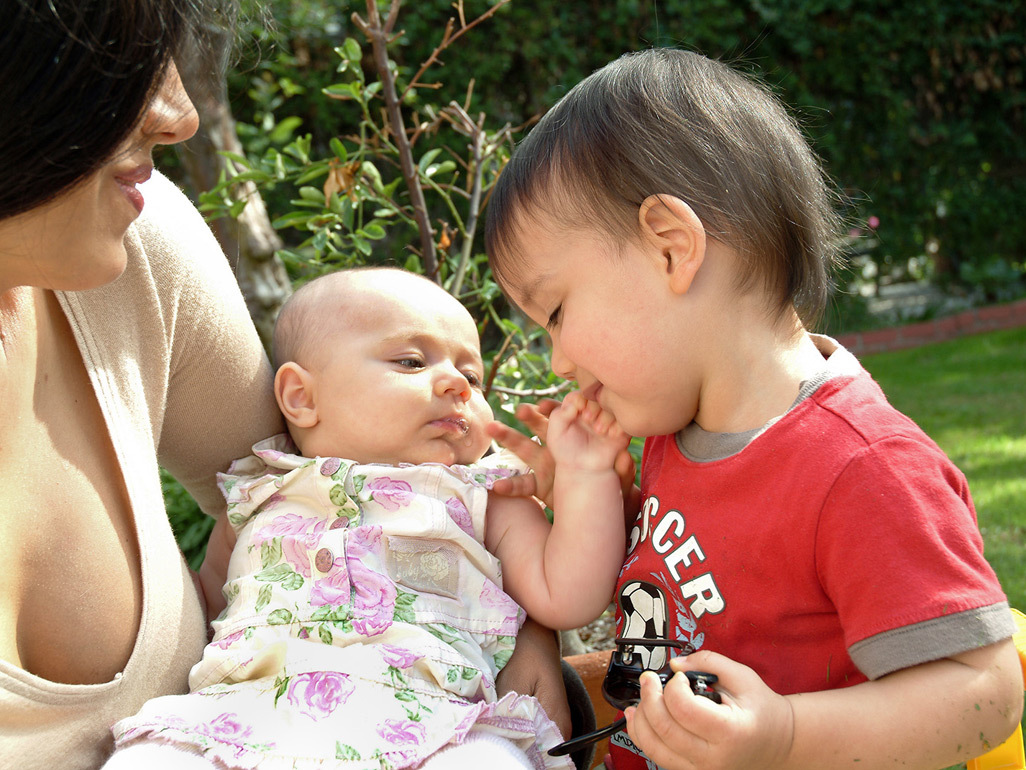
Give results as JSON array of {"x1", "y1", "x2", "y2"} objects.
[{"x1": 860, "y1": 326, "x2": 1026, "y2": 613}]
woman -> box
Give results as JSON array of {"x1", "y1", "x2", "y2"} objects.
[{"x1": 0, "y1": 2, "x2": 571, "y2": 768}]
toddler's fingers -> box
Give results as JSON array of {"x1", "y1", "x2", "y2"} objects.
[
  {"x1": 626, "y1": 674, "x2": 699, "y2": 769},
  {"x1": 593, "y1": 408, "x2": 622, "y2": 436}
]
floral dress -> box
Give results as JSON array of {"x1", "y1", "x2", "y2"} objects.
[{"x1": 112, "y1": 435, "x2": 572, "y2": 770}]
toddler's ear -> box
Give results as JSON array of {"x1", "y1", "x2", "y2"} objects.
[
  {"x1": 638, "y1": 194, "x2": 706, "y2": 296},
  {"x1": 274, "y1": 362, "x2": 319, "y2": 429}
]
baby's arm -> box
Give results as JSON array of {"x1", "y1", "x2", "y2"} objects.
[
  {"x1": 485, "y1": 392, "x2": 629, "y2": 629},
  {"x1": 626, "y1": 639, "x2": 1023, "y2": 770}
]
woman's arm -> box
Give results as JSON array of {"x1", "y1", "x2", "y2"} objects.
[
  {"x1": 497, "y1": 617, "x2": 572, "y2": 738},
  {"x1": 139, "y1": 173, "x2": 285, "y2": 618}
]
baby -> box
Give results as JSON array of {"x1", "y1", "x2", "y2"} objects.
[{"x1": 107, "y1": 267, "x2": 628, "y2": 770}]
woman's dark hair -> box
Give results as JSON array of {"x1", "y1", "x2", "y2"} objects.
[
  {"x1": 0, "y1": 0, "x2": 231, "y2": 219},
  {"x1": 486, "y1": 48, "x2": 843, "y2": 328}
]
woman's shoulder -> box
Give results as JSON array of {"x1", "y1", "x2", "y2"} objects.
[{"x1": 131, "y1": 170, "x2": 221, "y2": 263}]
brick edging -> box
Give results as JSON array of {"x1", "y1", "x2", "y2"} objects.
[{"x1": 836, "y1": 298, "x2": 1026, "y2": 356}]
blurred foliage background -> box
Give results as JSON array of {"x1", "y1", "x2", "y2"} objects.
[
  {"x1": 168, "y1": 0, "x2": 1025, "y2": 575},
  {"x1": 213, "y1": 0, "x2": 1024, "y2": 311}
]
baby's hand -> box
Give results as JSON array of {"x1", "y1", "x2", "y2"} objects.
[
  {"x1": 625, "y1": 650, "x2": 795, "y2": 770},
  {"x1": 547, "y1": 391, "x2": 630, "y2": 473},
  {"x1": 488, "y1": 395, "x2": 635, "y2": 507},
  {"x1": 486, "y1": 399, "x2": 561, "y2": 505}
]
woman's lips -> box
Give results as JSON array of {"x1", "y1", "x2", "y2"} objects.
[{"x1": 114, "y1": 166, "x2": 153, "y2": 215}]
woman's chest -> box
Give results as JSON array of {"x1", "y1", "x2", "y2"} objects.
[{"x1": 0, "y1": 292, "x2": 141, "y2": 684}]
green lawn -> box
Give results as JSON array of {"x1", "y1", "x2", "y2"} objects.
[{"x1": 860, "y1": 326, "x2": 1026, "y2": 613}]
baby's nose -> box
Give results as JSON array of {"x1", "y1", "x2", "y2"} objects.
[{"x1": 435, "y1": 368, "x2": 471, "y2": 400}]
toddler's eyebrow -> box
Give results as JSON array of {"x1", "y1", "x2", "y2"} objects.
[{"x1": 513, "y1": 271, "x2": 554, "y2": 312}]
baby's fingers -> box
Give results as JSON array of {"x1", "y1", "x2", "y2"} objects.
[
  {"x1": 489, "y1": 473, "x2": 539, "y2": 500},
  {"x1": 515, "y1": 399, "x2": 559, "y2": 442}
]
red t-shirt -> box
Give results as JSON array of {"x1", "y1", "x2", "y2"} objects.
[{"x1": 608, "y1": 367, "x2": 1011, "y2": 769}]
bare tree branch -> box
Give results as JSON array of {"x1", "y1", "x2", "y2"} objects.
[{"x1": 353, "y1": 0, "x2": 439, "y2": 279}]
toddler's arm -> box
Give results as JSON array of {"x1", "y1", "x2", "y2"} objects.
[
  {"x1": 625, "y1": 639, "x2": 1023, "y2": 770},
  {"x1": 485, "y1": 391, "x2": 629, "y2": 629}
]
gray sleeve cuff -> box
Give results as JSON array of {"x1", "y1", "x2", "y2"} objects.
[{"x1": 849, "y1": 602, "x2": 1016, "y2": 680}]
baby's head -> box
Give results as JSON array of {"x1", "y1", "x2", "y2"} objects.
[
  {"x1": 271, "y1": 267, "x2": 494, "y2": 466},
  {"x1": 486, "y1": 48, "x2": 841, "y2": 328}
]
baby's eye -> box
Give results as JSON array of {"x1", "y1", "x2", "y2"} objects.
[
  {"x1": 463, "y1": 371, "x2": 483, "y2": 389},
  {"x1": 395, "y1": 357, "x2": 424, "y2": 370},
  {"x1": 546, "y1": 304, "x2": 562, "y2": 329}
]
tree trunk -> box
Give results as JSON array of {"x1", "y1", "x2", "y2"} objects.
[{"x1": 176, "y1": 33, "x2": 292, "y2": 350}]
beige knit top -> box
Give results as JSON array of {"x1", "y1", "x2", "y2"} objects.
[{"x1": 0, "y1": 173, "x2": 285, "y2": 769}]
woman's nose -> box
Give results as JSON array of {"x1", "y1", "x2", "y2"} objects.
[{"x1": 139, "y1": 61, "x2": 199, "y2": 146}]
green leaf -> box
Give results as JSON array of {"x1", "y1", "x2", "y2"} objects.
[
  {"x1": 318, "y1": 624, "x2": 333, "y2": 645},
  {"x1": 295, "y1": 164, "x2": 330, "y2": 186},
  {"x1": 254, "y1": 563, "x2": 295, "y2": 583},
  {"x1": 227, "y1": 169, "x2": 272, "y2": 185},
  {"x1": 272, "y1": 211, "x2": 312, "y2": 229},
  {"x1": 311, "y1": 604, "x2": 333, "y2": 622},
  {"x1": 342, "y1": 37, "x2": 362, "y2": 62},
  {"x1": 353, "y1": 236, "x2": 372, "y2": 256},
  {"x1": 269, "y1": 116, "x2": 303, "y2": 145},
  {"x1": 261, "y1": 538, "x2": 282, "y2": 569},
  {"x1": 359, "y1": 223, "x2": 387, "y2": 240},
  {"x1": 417, "y1": 149, "x2": 443, "y2": 175},
  {"x1": 267, "y1": 608, "x2": 293, "y2": 625},
  {"x1": 218, "y1": 151, "x2": 251, "y2": 168},
  {"x1": 255, "y1": 583, "x2": 273, "y2": 613},
  {"x1": 323, "y1": 82, "x2": 361, "y2": 101},
  {"x1": 425, "y1": 160, "x2": 456, "y2": 178},
  {"x1": 273, "y1": 675, "x2": 289, "y2": 706},
  {"x1": 336, "y1": 743, "x2": 361, "y2": 761},
  {"x1": 330, "y1": 137, "x2": 348, "y2": 161}
]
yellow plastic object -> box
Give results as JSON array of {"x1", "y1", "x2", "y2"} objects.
[{"x1": 966, "y1": 609, "x2": 1026, "y2": 770}]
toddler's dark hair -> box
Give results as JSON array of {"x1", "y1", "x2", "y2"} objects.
[{"x1": 485, "y1": 48, "x2": 842, "y2": 327}]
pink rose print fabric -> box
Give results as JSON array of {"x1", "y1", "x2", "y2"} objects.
[{"x1": 112, "y1": 435, "x2": 571, "y2": 769}]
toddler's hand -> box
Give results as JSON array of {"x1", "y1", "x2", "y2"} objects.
[
  {"x1": 624, "y1": 650, "x2": 795, "y2": 770},
  {"x1": 488, "y1": 396, "x2": 636, "y2": 507},
  {"x1": 547, "y1": 391, "x2": 630, "y2": 473}
]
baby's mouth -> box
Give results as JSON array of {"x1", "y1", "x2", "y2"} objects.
[{"x1": 434, "y1": 416, "x2": 470, "y2": 436}]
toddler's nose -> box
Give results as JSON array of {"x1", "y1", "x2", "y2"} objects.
[{"x1": 550, "y1": 340, "x2": 576, "y2": 382}]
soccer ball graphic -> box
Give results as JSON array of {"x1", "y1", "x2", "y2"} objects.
[{"x1": 616, "y1": 580, "x2": 669, "y2": 670}]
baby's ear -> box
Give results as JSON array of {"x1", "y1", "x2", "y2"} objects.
[
  {"x1": 274, "y1": 362, "x2": 319, "y2": 429},
  {"x1": 638, "y1": 194, "x2": 706, "y2": 295}
]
